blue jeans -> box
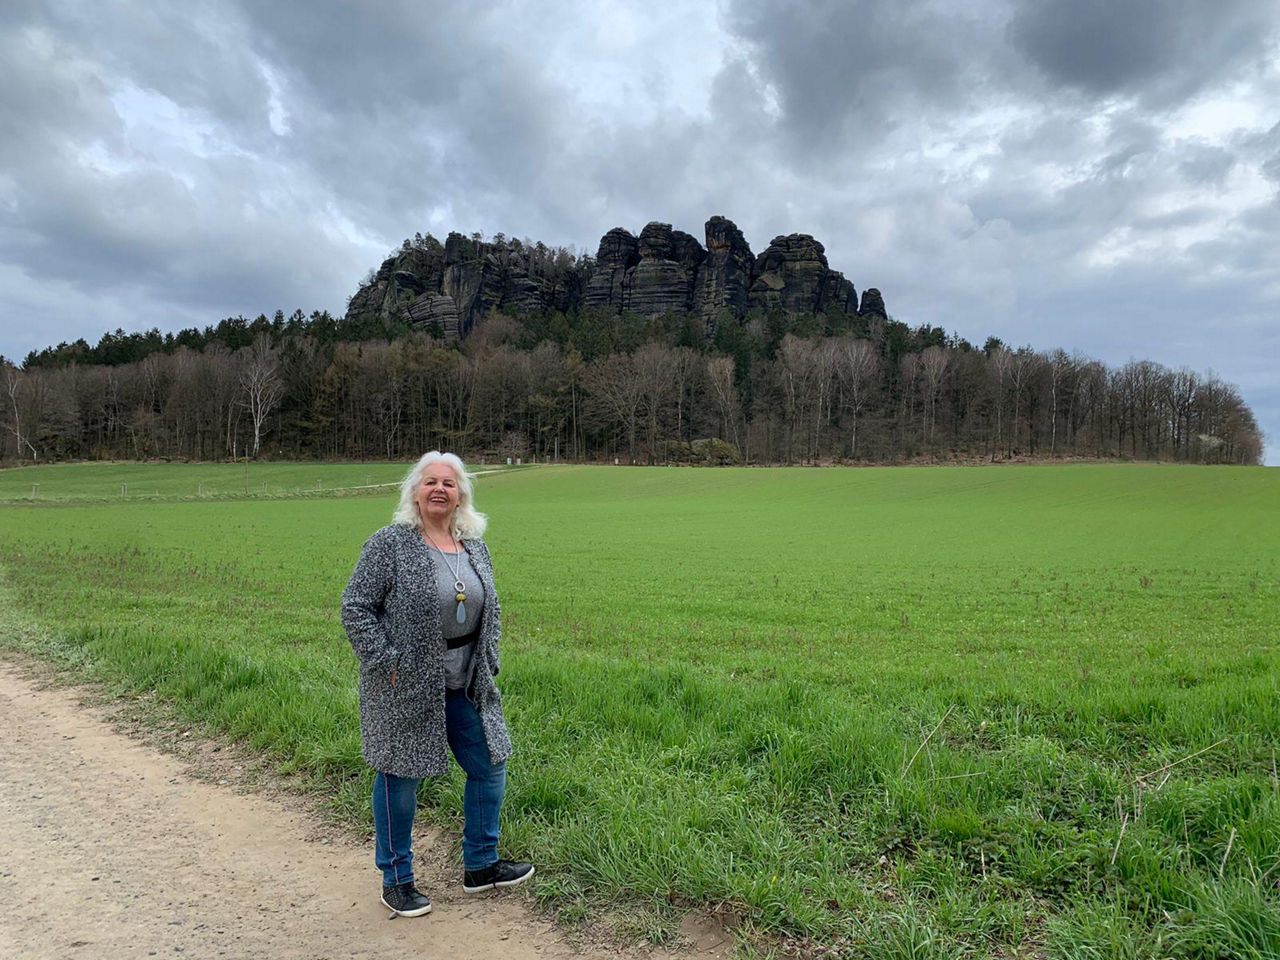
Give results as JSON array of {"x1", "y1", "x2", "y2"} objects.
[{"x1": 372, "y1": 690, "x2": 507, "y2": 886}]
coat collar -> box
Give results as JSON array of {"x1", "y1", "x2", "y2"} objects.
[{"x1": 396, "y1": 524, "x2": 491, "y2": 586}]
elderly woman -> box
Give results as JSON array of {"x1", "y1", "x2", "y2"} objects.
[{"x1": 341, "y1": 451, "x2": 533, "y2": 918}]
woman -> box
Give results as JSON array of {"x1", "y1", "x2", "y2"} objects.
[{"x1": 341, "y1": 451, "x2": 533, "y2": 918}]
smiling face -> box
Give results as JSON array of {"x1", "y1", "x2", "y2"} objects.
[{"x1": 414, "y1": 462, "x2": 462, "y2": 528}]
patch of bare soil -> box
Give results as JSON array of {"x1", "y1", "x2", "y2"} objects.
[{"x1": 0, "y1": 660, "x2": 732, "y2": 960}]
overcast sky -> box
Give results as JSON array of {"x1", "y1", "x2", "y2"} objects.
[{"x1": 2, "y1": 0, "x2": 1277, "y2": 463}]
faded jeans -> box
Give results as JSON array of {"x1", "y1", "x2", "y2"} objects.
[{"x1": 372, "y1": 689, "x2": 507, "y2": 886}]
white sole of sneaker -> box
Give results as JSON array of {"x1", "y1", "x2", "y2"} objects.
[
  {"x1": 463, "y1": 865, "x2": 536, "y2": 894},
  {"x1": 381, "y1": 896, "x2": 432, "y2": 917},
  {"x1": 496, "y1": 865, "x2": 535, "y2": 888}
]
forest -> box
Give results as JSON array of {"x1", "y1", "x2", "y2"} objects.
[{"x1": 2, "y1": 300, "x2": 1264, "y2": 466}]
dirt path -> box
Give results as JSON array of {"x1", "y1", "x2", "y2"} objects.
[{"x1": 0, "y1": 661, "x2": 730, "y2": 960}]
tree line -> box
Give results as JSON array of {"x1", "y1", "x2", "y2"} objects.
[{"x1": 2, "y1": 304, "x2": 1263, "y2": 466}]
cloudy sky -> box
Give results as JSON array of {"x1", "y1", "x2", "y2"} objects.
[{"x1": 2, "y1": 0, "x2": 1278, "y2": 462}]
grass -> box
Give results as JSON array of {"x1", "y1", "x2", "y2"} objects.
[
  {"x1": 1, "y1": 463, "x2": 1277, "y2": 958},
  {"x1": 0, "y1": 459, "x2": 517, "y2": 501}
]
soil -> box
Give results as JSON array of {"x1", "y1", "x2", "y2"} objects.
[{"x1": 0, "y1": 660, "x2": 732, "y2": 960}]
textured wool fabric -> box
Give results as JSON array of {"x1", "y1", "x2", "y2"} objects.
[{"x1": 340, "y1": 524, "x2": 512, "y2": 778}]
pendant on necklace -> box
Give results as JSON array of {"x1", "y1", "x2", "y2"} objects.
[{"x1": 454, "y1": 580, "x2": 467, "y2": 624}]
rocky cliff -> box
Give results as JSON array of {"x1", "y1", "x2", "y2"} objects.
[{"x1": 346, "y1": 216, "x2": 887, "y2": 339}]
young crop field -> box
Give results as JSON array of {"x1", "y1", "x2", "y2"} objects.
[
  {"x1": 1, "y1": 463, "x2": 1276, "y2": 958},
  {"x1": 0, "y1": 460, "x2": 516, "y2": 501}
]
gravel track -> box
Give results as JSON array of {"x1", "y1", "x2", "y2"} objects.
[{"x1": 0, "y1": 661, "x2": 727, "y2": 960}]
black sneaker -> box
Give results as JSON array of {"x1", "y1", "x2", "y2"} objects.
[
  {"x1": 381, "y1": 881, "x2": 432, "y2": 917},
  {"x1": 462, "y1": 859, "x2": 535, "y2": 894}
]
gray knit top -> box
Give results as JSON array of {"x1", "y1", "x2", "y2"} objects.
[{"x1": 427, "y1": 545, "x2": 486, "y2": 688}]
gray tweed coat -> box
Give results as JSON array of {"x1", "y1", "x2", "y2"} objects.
[{"x1": 340, "y1": 523, "x2": 512, "y2": 778}]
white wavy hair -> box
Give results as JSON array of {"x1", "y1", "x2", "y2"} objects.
[{"x1": 391, "y1": 451, "x2": 487, "y2": 539}]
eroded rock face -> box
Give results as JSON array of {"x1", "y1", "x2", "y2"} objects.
[
  {"x1": 442, "y1": 235, "x2": 506, "y2": 337},
  {"x1": 623, "y1": 222, "x2": 705, "y2": 315},
  {"x1": 670, "y1": 229, "x2": 708, "y2": 310},
  {"x1": 858, "y1": 287, "x2": 887, "y2": 318},
  {"x1": 405, "y1": 295, "x2": 461, "y2": 339},
  {"x1": 749, "y1": 234, "x2": 833, "y2": 315},
  {"x1": 582, "y1": 228, "x2": 639, "y2": 311},
  {"x1": 697, "y1": 216, "x2": 755, "y2": 318},
  {"x1": 821, "y1": 271, "x2": 859, "y2": 315},
  {"x1": 342, "y1": 216, "x2": 886, "y2": 339},
  {"x1": 745, "y1": 234, "x2": 860, "y2": 318}
]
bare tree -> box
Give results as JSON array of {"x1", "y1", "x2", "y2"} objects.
[
  {"x1": 810, "y1": 338, "x2": 838, "y2": 461},
  {"x1": 524, "y1": 341, "x2": 567, "y2": 460},
  {"x1": 988, "y1": 348, "x2": 1012, "y2": 459},
  {"x1": 1166, "y1": 367, "x2": 1198, "y2": 458},
  {"x1": 919, "y1": 345, "x2": 951, "y2": 446},
  {"x1": 370, "y1": 342, "x2": 407, "y2": 459},
  {"x1": 3, "y1": 362, "x2": 39, "y2": 460},
  {"x1": 633, "y1": 343, "x2": 677, "y2": 463},
  {"x1": 1047, "y1": 349, "x2": 1073, "y2": 456},
  {"x1": 669, "y1": 346, "x2": 700, "y2": 444},
  {"x1": 833, "y1": 337, "x2": 879, "y2": 459},
  {"x1": 585, "y1": 353, "x2": 643, "y2": 463},
  {"x1": 1008, "y1": 349, "x2": 1037, "y2": 456},
  {"x1": 898, "y1": 351, "x2": 922, "y2": 453},
  {"x1": 705, "y1": 356, "x2": 742, "y2": 455},
  {"x1": 239, "y1": 335, "x2": 285, "y2": 458},
  {"x1": 776, "y1": 335, "x2": 819, "y2": 463}
]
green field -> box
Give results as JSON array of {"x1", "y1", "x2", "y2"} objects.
[
  {"x1": 1, "y1": 464, "x2": 1277, "y2": 958},
  {"x1": 0, "y1": 460, "x2": 519, "y2": 501}
]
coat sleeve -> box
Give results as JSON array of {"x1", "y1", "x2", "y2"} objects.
[{"x1": 341, "y1": 529, "x2": 398, "y2": 669}]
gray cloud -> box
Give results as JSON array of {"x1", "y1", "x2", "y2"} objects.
[
  {"x1": 723, "y1": 0, "x2": 1007, "y2": 157},
  {"x1": 1175, "y1": 143, "x2": 1236, "y2": 187},
  {"x1": 1007, "y1": 0, "x2": 1278, "y2": 104},
  {"x1": 0, "y1": 0, "x2": 1277, "y2": 460}
]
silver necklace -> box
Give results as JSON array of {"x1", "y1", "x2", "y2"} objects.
[{"x1": 422, "y1": 529, "x2": 468, "y2": 625}]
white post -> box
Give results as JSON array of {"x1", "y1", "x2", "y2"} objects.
[{"x1": 121, "y1": 483, "x2": 127, "y2": 498}]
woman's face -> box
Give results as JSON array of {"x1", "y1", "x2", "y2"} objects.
[{"x1": 415, "y1": 462, "x2": 461, "y2": 526}]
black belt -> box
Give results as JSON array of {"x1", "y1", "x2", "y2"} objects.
[{"x1": 446, "y1": 626, "x2": 480, "y2": 651}]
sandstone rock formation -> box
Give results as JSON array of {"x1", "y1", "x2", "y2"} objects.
[
  {"x1": 625, "y1": 222, "x2": 705, "y2": 316},
  {"x1": 582, "y1": 228, "x2": 638, "y2": 311},
  {"x1": 697, "y1": 216, "x2": 755, "y2": 319},
  {"x1": 858, "y1": 287, "x2": 887, "y2": 319},
  {"x1": 749, "y1": 234, "x2": 858, "y2": 317},
  {"x1": 345, "y1": 217, "x2": 887, "y2": 340}
]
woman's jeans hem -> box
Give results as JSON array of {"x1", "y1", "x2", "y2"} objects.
[{"x1": 371, "y1": 692, "x2": 506, "y2": 886}]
